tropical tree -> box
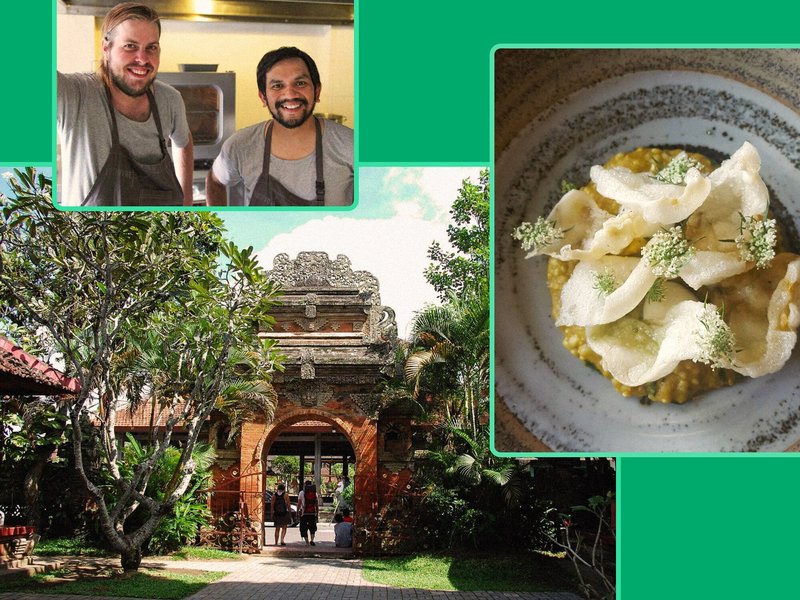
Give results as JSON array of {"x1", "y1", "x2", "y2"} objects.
[
  {"x1": 118, "y1": 435, "x2": 217, "y2": 554},
  {"x1": 425, "y1": 169, "x2": 489, "y2": 300},
  {"x1": 438, "y1": 420, "x2": 521, "y2": 505},
  {"x1": 0, "y1": 395, "x2": 70, "y2": 531},
  {"x1": 404, "y1": 290, "x2": 489, "y2": 438},
  {"x1": 270, "y1": 455, "x2": 300, "y2": 480},
  {"x1": 0, "y1": 170, "x2": 281, "y2": 570}
]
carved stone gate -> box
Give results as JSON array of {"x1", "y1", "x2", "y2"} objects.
[{"x1": 217, "y1": 252, "x2": 422, "y2": 553}]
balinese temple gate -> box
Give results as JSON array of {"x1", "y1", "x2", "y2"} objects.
[{"x1": 204, "y1": 252, "x2": 424, "y2": 554}]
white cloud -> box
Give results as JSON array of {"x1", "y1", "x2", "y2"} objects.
[
  {"x1": 247, "y1": 167, "x2": 485, "y2": 339},
  {"x1": 383, "y1": 166, "x2": 483, "y2": 222},
  {"x1": 256, "y1": 214, "x2": 445, "y2": 339}
]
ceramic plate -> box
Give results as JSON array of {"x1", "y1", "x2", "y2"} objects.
[{"x1": 494, "y1": 49, "x2": 800, "y2": 452}]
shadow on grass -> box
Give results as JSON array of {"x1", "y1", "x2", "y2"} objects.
[
  {"x1": 362, "y1": 552, "x2": 579, "y2": 593},
  {"x1": 0, "y1": 567, "x2": 227, "y2": 600}
]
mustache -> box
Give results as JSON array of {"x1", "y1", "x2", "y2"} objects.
[
  {"x1": 125, "y1": 63, "x2": 155, "y2": 71},
  {"x1": 277, "y1": 98, "x2": 309, "y2": 108}
]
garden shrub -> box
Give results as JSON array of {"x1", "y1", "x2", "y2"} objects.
[
  {"x1": 118, "y1": 436, "x2": 215, "y2": 555},
  {"x1": 149, "y1": 499, "x2": 212, "y2": 555}
]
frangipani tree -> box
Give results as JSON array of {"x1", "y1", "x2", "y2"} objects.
[{"x1": 0, "y1": 170, "x2": 281, "y2": 569}]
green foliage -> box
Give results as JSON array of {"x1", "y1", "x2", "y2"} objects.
[
  {"x1": 410, "y1": 424, "x2": 539, "y2": 552},
  {"x1": 341, "y1": 481, "x2": 354, "y2": 508},
  {"x1": 425, "y1": 169, "x2": 489, "y2": 300},
  {"x1": 405, "y1": 290, "x2": 489, "y2": 437},
  {"x1": 0, "y1": 171, "x2": 282, "y2": 569},
  {"x1": 0, "y1": 399, "x2": 69, "y2": 464},
  {"x1": 118, "y1": 435, "x2": 215, "y2": 555},
  {"x1": 149, "y1": 500, "x2": 212, "y2": 555},
  {"x1": 269, "y1": 455, "x2": 300, "y2": 479},
  {"x1": 417, "y1": 486, "x2": 467, "y2": 547}
]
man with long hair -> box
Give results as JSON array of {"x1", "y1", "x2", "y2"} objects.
[{"x1": 57, "y1": 2, "x2": 193, "y2": 206}]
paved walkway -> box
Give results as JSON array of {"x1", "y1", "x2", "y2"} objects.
[{"x1": 0, "y1": 532, "x2": 583, "y2": 600}]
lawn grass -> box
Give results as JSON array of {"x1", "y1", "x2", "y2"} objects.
[
  {"x1": 35, "y1": 538, "x2": 243, "y2": 562},
  {"x1": 35, "y1": 536, "x2": 114, "y2": 557},
  {"x1": 169, "y1": 546, "x2": 245, "y2": 561},
  {"x1": 361, "y1": 553, "x2": 578, "y2": 593},
  {"x1": 0, "y1": 567, "x2": 228, "y2": 599}
]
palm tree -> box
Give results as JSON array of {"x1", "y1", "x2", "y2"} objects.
[
  {"x1": 430, "y1": 419, "x2": 523, "y2": 507},
  {"x1": 404, "y1": 289, "x2": 489, "y2": 438},
  {"x1": 210, "y1": 345, "x2": 278, "y2": 446}
]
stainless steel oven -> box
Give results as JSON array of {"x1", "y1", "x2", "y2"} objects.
[{"x1": 159, "y1": 70, "x2": 236, "y2": 204}]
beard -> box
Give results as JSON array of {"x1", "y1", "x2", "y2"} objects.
[
  {"x1": 107, "y1": 63, "x2": 155, "y2": 98},
  {"x1": 268, "y1": 98, "x2": 316, "y2": 129}
]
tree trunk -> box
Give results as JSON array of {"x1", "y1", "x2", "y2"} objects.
[
  {"x1": 23, "y1": 445, "x2": 53, "y2": 531},
  {"x1": 120, "y1": 545, "x2": 143, "y2": 571}
]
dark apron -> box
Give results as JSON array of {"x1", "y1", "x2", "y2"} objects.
[
  {"x1": 248, "y1": 117, "x2": 324, "y2": 206},
  {"x1": 82, "y1": 86, "x2": 184, "y2": 207}
]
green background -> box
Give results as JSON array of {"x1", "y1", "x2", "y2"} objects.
[
  {"x1": 3, "y1": 0, "x2": 800, "y2": 598},
  {"x1": 1, "y1": 0, "x2": 53, "y2": 164},
  {"x1": 358, "y1": 0, "x2": 800, "y2": 163},
  {"x1": 620, "y1": 456, "x2": 800, "y2": 598}
]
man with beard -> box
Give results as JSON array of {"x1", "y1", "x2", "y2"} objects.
[
  {"x1": 57, "y1": 2, "x2": 192, "y2": 206},
  {"x1": 206, "y1": 47, "x2": 353, "y2": 206}
]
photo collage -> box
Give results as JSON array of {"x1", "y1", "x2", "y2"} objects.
[{"x1": 0, "y1": 2, "x2": 799, "y2": 599}]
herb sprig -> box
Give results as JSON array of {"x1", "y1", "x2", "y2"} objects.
[{"x1": 512, "y1": 217, "x2": 564, "y2": 253}]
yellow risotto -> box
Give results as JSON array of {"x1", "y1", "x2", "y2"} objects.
[{"x1": 526, "y1": 147, "x2": 796, "y2": 404}]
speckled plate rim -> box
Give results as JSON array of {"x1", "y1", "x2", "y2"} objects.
[{"x1": 494, "y1": 53, "x2": 800, "y2": 453}]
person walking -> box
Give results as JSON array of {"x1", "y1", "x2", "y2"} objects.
[
  {"x1": 297, "y1": 480, "x2": 319, "y2": 546},
  {"x1": 270, "y1": 483, "x2": 291, "y2": 546}
]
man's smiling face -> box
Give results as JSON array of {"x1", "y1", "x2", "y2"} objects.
[
  {"x1": 260, "y1": 57, "x2": 320, "y2": 129},
  {"x1": 103, "y1": 18, "x2": 160, "y2": 98}
]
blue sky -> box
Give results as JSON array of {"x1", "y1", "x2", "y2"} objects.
[
  {"x1": 0, "y1": 167, "x2": 52, "y2": 197},
  {"x1": 222, "y1": 167, "x2": 484, "y2": 338}
]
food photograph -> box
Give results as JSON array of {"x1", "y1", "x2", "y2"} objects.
[{"x1": 493, "y1": 48, "x2": 800, "y2": 452}]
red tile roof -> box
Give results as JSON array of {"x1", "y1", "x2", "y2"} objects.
[
  {"x1": 112, "y1": 399, "x2": 190, "y2": 431},
  {"x1": 0, "y1": 336, "x2": 81, "y2": 395}
]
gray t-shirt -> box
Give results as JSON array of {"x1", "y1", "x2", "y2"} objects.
[
  {"x1": 57, "y1": 72, "x2": 191, "y2": 206},
  {"x1": 211, "y1": 119, "x2": 354, "y2": 206}
]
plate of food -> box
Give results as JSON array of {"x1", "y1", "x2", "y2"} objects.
[{"x1": 493, "y1": 48, "x2": 800, "y2": 452}]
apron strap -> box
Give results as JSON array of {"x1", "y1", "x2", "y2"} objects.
[
  {"x1": 102, "y1": 85, "x2": 169, "y2": 158},
  {"x1": 313, "y1": 117, "x2": 324, "y2": 203},
  {"x1": 146, "y1": 89, "x2": 170, "y2": 158},
  {"x1": 103, "y1": 85, "x2": 121, "y2": 147},
  {"x1": 263, "y1": 116, "x2": 325, "y2": 203}
]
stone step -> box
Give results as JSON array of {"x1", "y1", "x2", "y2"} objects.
[
  {"x1": 0, "y1": 557, "x2": 62, "y2": 580},
  {"x1": 0, "y1": 556, "x2": 33, "y2": 570}
]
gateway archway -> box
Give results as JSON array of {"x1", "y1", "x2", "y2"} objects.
[
  {"x1": 266, "y1": 423, "x2": 357, "y2": 494},
  {"x1": 235, "y1": 253, "x2": 393, "y2": 549}
]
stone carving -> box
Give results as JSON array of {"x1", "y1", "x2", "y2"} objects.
[
  {"x1": 304, "y1": 293, "x2": 318, "y2": 318},
  {"x1": 269, "y1": 252, "x2": 381, "y2": 302},
  {"x1": 300, "y1": 349, "x2": 315, "y2": 380},
  {"x1": 350, "y1": 392, "x2": 383, "y2": 416},
  {"x1": 283, "y1": 380, "x2": 334, "y2": 407},
  {"x1": 293, "y1": 318, "x2": 330, "y2": 332},
  {"x1": 377, "y1": 307, "x2": 398, "y2": 343}
]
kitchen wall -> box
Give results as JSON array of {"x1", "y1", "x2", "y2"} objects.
[{"x1": 56, "y1": 14, "x2": 354, "y2": 131}]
